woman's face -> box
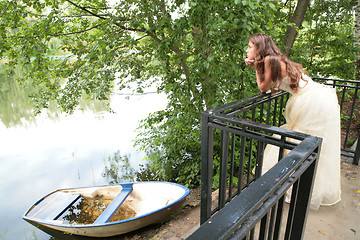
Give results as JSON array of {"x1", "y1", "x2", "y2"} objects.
[{"x1": 246, "y1": 41, "x2": 257, "y2": 60}]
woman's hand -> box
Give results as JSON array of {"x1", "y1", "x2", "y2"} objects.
[
  {"x1": 245, "y1": 58, "x2": 255, "y2": 65},
  {"x1": 245, "y1": 59, "x2": 255, "y2": 69}
]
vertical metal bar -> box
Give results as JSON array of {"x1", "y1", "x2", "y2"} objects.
[
  {"x1": 247, "y1": 108, "x2": 256, "y2": 183},
  {"x1": 272, "y1": 98, "x2": 278, "y2": 127},
  {"x1": 200, "y1": 112, "x2": 214, "y2": 224},
  {"x1": 284, "y1": 179, "x2": 299, "y2": 240},
  {"x1": 243, "y1": 233, "x2": 249, "y2": 240},
  {"x1": 339, "y1": 86, "x2": 346, "y2": 114},
  {"x1": 273, "y1": 196, "x2": 285, "y2": 240},
  {"x1": 219, "y1": 130, "x2": 229, "y2": 209},
  {"x1": 339, "y1": 87, "x2": 347, "y2": 149},
  {"x1": 332, "y1": 79, "x2": 337, "y2": 88},
  {"x1": 286, "y1": 150, "x2": 320, "y2": 240},
  {"x1": 267, "y1": 204, "x2": 278, "y2": 240},
  {"x1": 247, "y1": 138, "x2": 254, "y2": 184},
  {"x1": 229, "y1": 133, "x2": 236, "y2": 199},
  {"x1": 344, "y1": 86, "x2": 358, "y2": 149},
  {"x1": 259, "y1": 102, "x2": 264, "y2": 124},
  {"x1": 251, "y1": 107, "x2": 256, "y2": 121},
  {"x1": 266, "y1": 97, "x2": 272, "y2": 125},
  {"x1": 255, "y1": 141, "x2": 264, "y2": 179},
  {"x1": 238, "y1": 134, "x2": 246, "y2": 194},
  {"x1": 278, "y1": 135, "x2": 286, "y2": 162},
  {"x1": 242, "y1": 111, "x2": 247, "y2": 120},
  {"x1": 283, "y1": 93, "x2": 290, "y2": 125},
  {"x1": 278, "y1": 95, "x2": 284, "y2": 127},
  {"x1": 353, "y1": 133, "x2": 359, "y2": 165},
  {"x1": 250, "y1": 228, "x2": 255, "y2": 240},
  {"x1": 259, "y1": 213, "x2": 270, "y2": 240}
]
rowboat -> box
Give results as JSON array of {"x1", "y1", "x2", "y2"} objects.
[{"x1": 23, "y1": 181, "x2": 190, "y2": 237}]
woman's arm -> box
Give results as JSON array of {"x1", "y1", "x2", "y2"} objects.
[{"x1": 256, "y1": 57, "x2": 273, "y2": 92}]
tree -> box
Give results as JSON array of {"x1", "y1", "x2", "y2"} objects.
[
  {"x1": 355, "y1": 0, "x2": 360, "y2": 79},
  {"x1": 289, "y1": 0, "x2": 358, "y2": 79},
  {"x1": 0, "y1": 0, "x2": 278, "y2": 186},
  {"x1": 282, "y1": 0, "x2": 311, "y2": 57},
  {"x1": 1, "y1": 0, "x2": 356, "y2": 187}
]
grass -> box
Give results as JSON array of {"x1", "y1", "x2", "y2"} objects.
[
  {"x1": 0, "y1": 230, "x2": 8, "y2": 240},
  {"x1": 24, "y1": 229, "x2": 38, "y2": 240}
]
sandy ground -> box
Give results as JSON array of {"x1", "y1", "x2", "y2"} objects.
[
  {"x1": 121, "y1": 158, "x2": 360, "y2": 240},
  {"x1": 304, "y1": 160, "x2": 360, "y2": 240}
]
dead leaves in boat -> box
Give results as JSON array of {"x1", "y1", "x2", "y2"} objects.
[{"x1": 60, "y1": 195, "x2": 136, "y2": 224}]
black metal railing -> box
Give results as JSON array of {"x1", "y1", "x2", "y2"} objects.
[
  {"x1": 197, "y1": 91, "x2": 289, "y2": 224},
  {"x1": 188, "y1": 101, "x2": 322, "y2": 239},
  {"x1": 187, "y1": 77, "x2": 359, "y2": 239},
  {"x1": 188, "y1": 136, "x2": 321, "y2": 240}
]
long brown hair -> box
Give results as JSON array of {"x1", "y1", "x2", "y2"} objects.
[{"x1": 248, "y1": 33, "x2": 305, "y2": 92}]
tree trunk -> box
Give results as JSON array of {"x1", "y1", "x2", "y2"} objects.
[
  {"x1": 282, "y1": 0, "x2": 311, "y2": 57},
  {"x1": 355, "y1": 0, "x2": 360, "y2": 79}
]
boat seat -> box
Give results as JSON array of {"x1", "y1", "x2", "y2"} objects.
[
  {"x1": 27, "y1": 192, "x2": 81, "y2": 221},
  {"x1": 94, "y1": 183, "x2": 134, "y2": 224}
]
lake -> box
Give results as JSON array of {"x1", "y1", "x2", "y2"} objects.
[{"x1": 0, "y1": 85, "x2": 167, "y2": 239}]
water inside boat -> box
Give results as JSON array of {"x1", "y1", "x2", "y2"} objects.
[{"x1": 58, "y1": 195, "x2": 136, "y2": 224}]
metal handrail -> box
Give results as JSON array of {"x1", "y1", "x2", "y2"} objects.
[{"x1": 191, "y1": 77, "x2": 359, "y2": 238}]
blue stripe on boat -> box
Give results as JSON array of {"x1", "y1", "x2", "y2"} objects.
[{"x1": 94, "y1": 183, "x2": 134, "y2": 224}]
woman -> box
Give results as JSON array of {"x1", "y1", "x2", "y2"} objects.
[{"x1": 245, "y1": 33, "x2": 341, "y2": 209}]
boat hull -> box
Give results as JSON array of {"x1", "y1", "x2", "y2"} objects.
[{"x1": 23, "y1": 181, "x2": 190, "y2": 237}]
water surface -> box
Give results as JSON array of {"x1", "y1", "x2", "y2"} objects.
[{"x1": 0, "y1": 89, "x2": 167, "y2": 239}]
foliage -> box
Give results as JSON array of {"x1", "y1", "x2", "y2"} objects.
[
  {"x1": 290, "y1": 0, "x2": 359, "y2": 79},
  {"x1": 0, "y1": 0, "x2": 280, "y2": 187},
  {"x1": 103, "y1": 151, "x2": 135, "y2": 184},
  {"x1": 0, "y1": 0, "x2": 357, "y2": 188},
  {"x1": 131, "y1": 0, "x2": 280, "y2": 187}
]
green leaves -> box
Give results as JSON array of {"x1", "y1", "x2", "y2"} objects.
[
  {"x1": 290, "y1": 0, "x2": 357, "y2": 79},
  {"x1": 0, "y1": 0, "x2": 291, "y2": 186}
]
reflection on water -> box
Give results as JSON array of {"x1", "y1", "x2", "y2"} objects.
[
  {"x1": 59, "y1": 195, "x2": 136, "y2": 225},
  {"x1": 61, "y1": 196, "x2": 108, "y2": 225},
  {"x1": 0, "y1": 65, "x2": 35, "y2": 127},
  {"x1": 0, "y1": 66, "x2": 167, "y2": 239},
  {"x1": 103, "y1": 150, "x2": 136, "y2": 184},
  {"x1": 0, "y1": 64, "x2": 111, "y2": 128}
]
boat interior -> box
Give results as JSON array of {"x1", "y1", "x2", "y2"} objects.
[{"x1": 24, "y1": 182, "x2": 186, "y2": 225}]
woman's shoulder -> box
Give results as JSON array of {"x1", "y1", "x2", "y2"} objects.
[
  {"x1": 264, "y1": 55, "x2": 281, "y2": 61},
  {"x1": 263, "y1": 55, "x2": 282, "y2": 69}
]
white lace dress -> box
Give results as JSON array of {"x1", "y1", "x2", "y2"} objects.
[{"x1": 262, "y1": 75, "x2": 341, "y2": 208}]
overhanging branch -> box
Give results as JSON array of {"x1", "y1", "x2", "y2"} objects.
[{"x1": 65, "y1": 0, "x2": 106, "y2": 20}]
